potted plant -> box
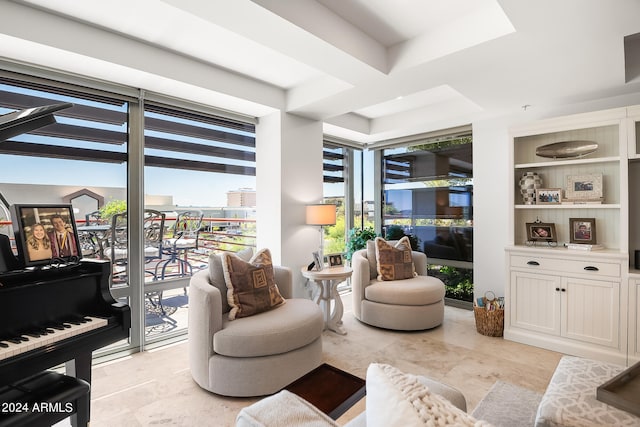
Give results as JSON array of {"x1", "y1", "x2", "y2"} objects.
[{"x1": 345, "y1": 226, "x2": 377, "y2": 262}]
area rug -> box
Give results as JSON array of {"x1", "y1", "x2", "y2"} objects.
[{"x1": 472, "y1": 381, "x2": 542, "y2": 427}]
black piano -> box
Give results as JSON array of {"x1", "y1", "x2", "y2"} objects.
[{"x1": 0, "y1": 259, "x2": 131, "y2": 426}]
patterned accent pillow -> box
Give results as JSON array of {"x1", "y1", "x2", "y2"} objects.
[
  {"x1": 374, "y1": 236, "x2": 416, "y2": 281},
  {"x1": 209, "y1": 248, "x2": 253, "y2": 314},
  {"x1": 222, "y1": 248, "x2": 285, "y2": 320}
]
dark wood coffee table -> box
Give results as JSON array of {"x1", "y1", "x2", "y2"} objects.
[{"x1": 284, "y1": 363, "x2": 366, "y2": 420}]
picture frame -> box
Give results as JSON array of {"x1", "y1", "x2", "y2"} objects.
[
  {"x1": 10, "y1": 203, "x2": 82, "y2": 267},
  {"x1": 312, "y1": 251, "x2": 323, "y2": 271},
  {"x1": 536, "y1": 188, "x2": 562, "y2": 204},
  {"x1": 327, "y1": 253, "x2": 344, "y2": 267},
  {"x1": 525, "y1": 222, "x2": 557, "y2": 242},
  {"x1": 569, "y1": 218, "x2": 597, "y2": 244},
  {"x1": 565, "y1": 174, "x2": 603, "y2": 200}
]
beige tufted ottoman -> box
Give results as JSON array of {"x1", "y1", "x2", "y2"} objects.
[{"x1": 535, "y1": 356, "x2": 640, "y2": 427}]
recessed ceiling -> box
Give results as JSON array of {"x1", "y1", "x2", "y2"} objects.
[
  {"x1": 316, "y1": 0, "x2": 465, "y2": 47},
  {"x1": 1, "y1": 0, "x2": 640, "y2": 145}
]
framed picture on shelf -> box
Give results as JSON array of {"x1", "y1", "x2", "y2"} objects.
[
  {"x1": 536, "y1": 188, "x2": 562, "y2": 204},
  {"x1": 569, "y1": 218, "x2": 597, "y2": 244},
  {"x1": 526, "y1": 222, "x2": 557, "y2": 242},
  {"x1": 565, "y1": 174, "x2": 603, "y2": 200}
]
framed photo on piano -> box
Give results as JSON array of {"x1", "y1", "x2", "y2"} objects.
[{"x1": 10, "y1": 203, "x2": 82, "y2": 267}]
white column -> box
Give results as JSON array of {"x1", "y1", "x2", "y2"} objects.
[
  {"x1": 256, "y1": 111, "x2": 324, "y2": 298},
  {"x1": 472, "y1": 119, "x2": 510, "y2": 301}
]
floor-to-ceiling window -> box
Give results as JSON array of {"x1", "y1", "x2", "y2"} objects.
[
  {"x1": 0, "y1": 69, "x2": 257, "y2": 354},
  {"x1": 322, "y1": 142, "x2": 347, "y2": 256},
  {"x1": 354, "y1": 149, "x2": 375, "y2": 231},
  {"x1": 0, "y1": 70, "x2": 133, "y2": 351},
  {"x1": 381, "y1": 132, "x2": 474, "y2": 306},
  {"x1": 140, "y1": 101, "x2": 256, "y2": 342}
]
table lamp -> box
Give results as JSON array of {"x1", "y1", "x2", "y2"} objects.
[{"x1": 306, "y1": 204, "x2": 336, "y2": 269}]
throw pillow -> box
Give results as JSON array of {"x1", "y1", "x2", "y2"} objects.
[
  {"x1": 374, "y1": 236, "x2": 416, "y2": 281},
  {"x1": 208, "y1": 248, "x2": 253, "y2": 313},
  {"x1": 222, "y1": 248, "x2": 285, "y2": 320},
  {"x1": 366, "y1": 363, "x2": 492, "y2": 427}
]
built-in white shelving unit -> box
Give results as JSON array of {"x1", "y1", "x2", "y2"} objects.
[{"x1": 505, "y1": 107, "x2": 640, "y2": 366}]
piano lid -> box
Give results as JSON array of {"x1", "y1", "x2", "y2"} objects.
[{"x1": 0, "y1": 102, "x2": 73, "y2": 142}]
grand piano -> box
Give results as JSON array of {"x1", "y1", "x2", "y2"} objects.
[
  {"x1": 0, "y1": 259, "x2": 131, "y2": 383},
  {"x1": 0, "y1": 104, "x2": 131, "y2": 426},
  {"x1": 0, "y1": 259, "x2": 131, "y2": 426}
]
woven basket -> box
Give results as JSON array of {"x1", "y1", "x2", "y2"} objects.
[
  {"x1": 474, "y1": 292, "x2": 504, "y2": 337},
  {"x1": 473, "y1": 306, "x2": 504, "y2": 337}
]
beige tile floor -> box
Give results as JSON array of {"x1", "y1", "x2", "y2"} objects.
[{"x1": 86, "y1": 293, "x2": 563, "y2": 426}]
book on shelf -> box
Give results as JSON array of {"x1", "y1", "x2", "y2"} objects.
[
  {"x1": 565, "y1": 243, "x2": 605, "y2": 251},
  {"x1": 561, "y1": 197, "x2": 604, "y2": 205}
]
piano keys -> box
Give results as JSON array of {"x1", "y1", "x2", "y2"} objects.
[
  {"x1": 0, "y1": 316, "x2": 108, "y2": 362},
  {"x1": 0, "y1": 258, "x2": 130, "y2": 426}
]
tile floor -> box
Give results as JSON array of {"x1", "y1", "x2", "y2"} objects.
[{"x1": 86, "y1": 293, "x2": 562, "y2": 426}]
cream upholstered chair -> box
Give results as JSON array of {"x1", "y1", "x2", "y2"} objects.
[
  {"x1": 351, "y1": 241, "x2": 446, "y2": 331},
  {"x1": 188, "y1": 250, "x2": 324, "y2": 397}
]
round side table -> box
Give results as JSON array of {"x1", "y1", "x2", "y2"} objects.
[{"x1": 301, "y1": 266, "x2": 352, "y2": 335}]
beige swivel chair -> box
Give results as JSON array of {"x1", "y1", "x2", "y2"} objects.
[
  {"x1": 351, "y1": 241, "x2": 446, "y2": 331},
  {"x1": 188, "y1": 251, "x2": 324, "y2": 397}
]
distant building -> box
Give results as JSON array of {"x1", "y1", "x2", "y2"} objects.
[{"x1": 226, "y1": 188, "x2": 255, "y2": 207}]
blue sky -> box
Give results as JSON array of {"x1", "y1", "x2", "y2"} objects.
[
  {"x1": 0, "y1": 84, "x2": 258, "y2": 207},
  {"x1": 0, "y1": 83, "x2": 358, "y2": 207}
]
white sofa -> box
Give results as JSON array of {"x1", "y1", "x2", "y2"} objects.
[{"x1": 236, "y1": 364, "x2": 482, "y2": 427}]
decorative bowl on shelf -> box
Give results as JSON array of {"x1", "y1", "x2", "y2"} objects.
[{"x1": 535, "y1": 140, "x2": 598, "y2": 159}]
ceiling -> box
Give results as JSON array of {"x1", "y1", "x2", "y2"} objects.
[{"x1": 2, "y1": 0, "x2": 640, "y2": 146}]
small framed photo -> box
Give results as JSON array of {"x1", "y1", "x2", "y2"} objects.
[
  {"x1": 565, "y1": 174, "x2": 603, "y2": 200},
  {"x1": 312, "y1": 251, "x2": 323, "y2": 271},
  {"x1": 526, "y1": 222, "x2": 557, "y2": 242},
  {"x1": 569, "y1": 218, "x2": 597, "y2": 244},
  {"x1": 536, "y1": 188, "x2": 562, "y2": 204},
  {"x1": 326, "y1": 253, "x2": 344, "y2": 267},
  {"x1": 10, "y1": 203, "x2": 82, "y2": 267}
]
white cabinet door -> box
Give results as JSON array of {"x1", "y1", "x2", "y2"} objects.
[
  {"x1": 510, "y1": 271, "x2": 561, "y2": 335},
  {"x1": 632, "y1": 280, "x2": 640, "y2": 361},
  {"x1": 561, "y1": 277, "x2": 620, "y2": 348}
]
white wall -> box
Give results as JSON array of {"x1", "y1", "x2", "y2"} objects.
[{"x1": 256, "y1": 111, "x2": 324, "y2": 298}]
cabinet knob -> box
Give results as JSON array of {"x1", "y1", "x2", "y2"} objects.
[
  {"x1": 584, "y1": 266, "x2": 599, "y2": 271},
  {"x1": 527, "y1": 261, "x2": 540, "y2": 266},
  {"x1": 555, "y1": 287, "x2": 560, "y2": 291},
  {"x1": 561, "y1": 288, "x2": 566, "y2": 292}
]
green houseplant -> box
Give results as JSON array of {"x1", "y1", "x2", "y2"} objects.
[{"x1": 345, "y1": 226, "x2": 377, "y2": 261}]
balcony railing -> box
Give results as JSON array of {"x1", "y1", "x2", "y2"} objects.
[{"x1": 0, "y1": 217, "x2": 256, "y2": 283}]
